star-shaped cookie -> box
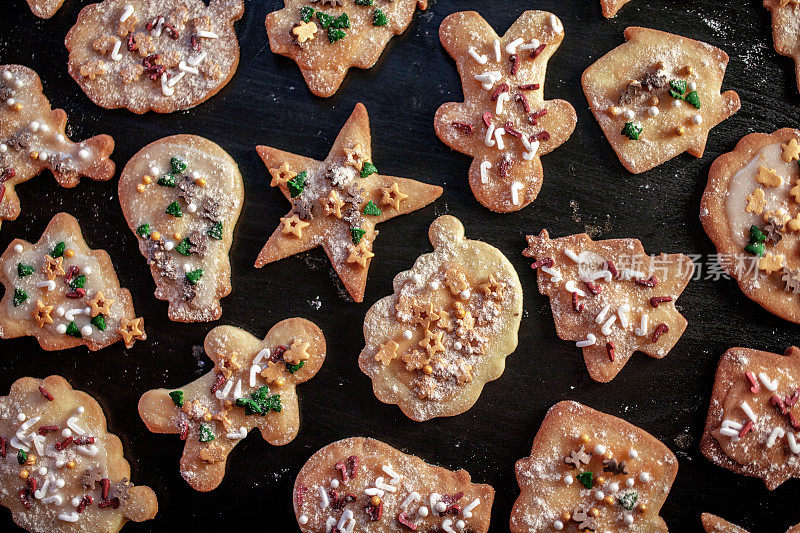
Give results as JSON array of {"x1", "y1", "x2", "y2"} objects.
[
  {"x1": 434, "y1": 11, "x2": 576, "y2": 212},
  {"x1": 0, "y1": 65, "x2": 115, "y2": 229},
  {"x1": 764, "y1": 0, "x2": 800, "y2": 93},
  {"x1": 254, "y1": 103, "x2": 442, "y2": 303},
  {"x1": 138, "y1": 318, "x2": 326, "y2": 491},
  {"x1": 581, "y1": 27, "x2": 740, "y2": 173},
  {"x1": 524, "y1": 230, "x2": 694, "y2": 382},
  {"x1": 265, "y1": 0, "x2": 428, "y2": 97}
]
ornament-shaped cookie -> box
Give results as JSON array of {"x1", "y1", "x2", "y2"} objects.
[
  {"x1": 265, "y1": 0, "x2": 427, "y2": 98},
  {"x1": 138, "y1": 318, "x2": 326, "y2": 491},
  {"x1": 255, "y1": 103, "x2": 442, "y2": 303},
  {"x1": 701, "y1": 129, "x2": 800, "y2": 324},
  {"x1": 764, "y1": 0, "x2": 800, "y2": 93},
  {"x1": 510, "y1": 401, "x2": 678, "y2": 533},
  {"x1": 0, "y1": 65, "x2": 115, "y2": 230},
  {"x1": 65, "y1": 0, "x2": 244, "y2": 114},
  {"x1": 700, "y1": 346, "x2": 800, "y2": 490},
  {"x1": 701, "y1": 513, "x2": 800, "y2": 533},
  {"x1": 0, "y1": 213, "x2": 146, "y2": 351},
  {"x1": 581, "y1": 27, "x2": 741, "y2": 173},
  {"x1": 359, "y1": 215, "x2": 522, "y2": 421},
  {"x1": 293, "y1": 437, "x2": 494, "y2": 532},
  {"x1": 26, "y1": 0, "x2": 66, "y2": 19},
  {"x1": 600, "y1": 0, "x2": 634, "y2": 18},
  {"x1": 0, "y1": 375, "x2": 158, "y2": 531},
  {"x1": 119, "y1": 135, "x2": 243, "y2": 322},
  {"x1": 434, "y1": 11, "x2": 576, "y2": 212},
  {"x1": 524, "y1": 230, "x2": 693, "y2": 382}
]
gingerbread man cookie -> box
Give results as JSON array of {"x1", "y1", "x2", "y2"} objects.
[
  {"x1": 293, "y1": 437, "x2": 494, "y2": 532},
  {"x1": 765, "y1": 0, "x2": 800, "y2": 93},
  {"x1": 524, "y1": 230, "x2": 693, "y2": 382},
  {"x1": 434, "y1": 11, "x2": 576, "y2": 212},
  {"x1": 1, "y1": 375, "x2": 158, "y2": 531},
  {"x1": 0, "y1": 213, "x2": 146, "y2": 351},
  {"x1": 700, "y1": 346, "x2": 800, "y2": 490},
  {"x1": 600, "y1": 0, "x2": 634, "y2": 18},
  {"x1": 266, "y1": 0, "x2": 427, "y2": 98},
  {"x1": 0, "y1": 65, "x2": 115, "y2": 230},
  {"x1": 510, "y1": 401, "x2": 678, "y2": 533},
  {"x1": 359, "y1": 215, "x2": 522, "y2": 421},
  {"x1": 701, "y1": 129, "x2": 800, "y2": 324},
  {"x1": 65, "y1": 0, "x2": 244, "y2": 114},
  {"x1": 119, "y1": 135, "x2": 243, "y2": 322},
  {"x1": 26, "y1": 0, "x2": 66, "y2": 19},
  {"x1": 255, "y1": 103, "x2": 442, "y2": 303},
  {"x1": 138, "y1": 318, "x2": 326, "y2": 491},
  {"x1": 582, "y1": 27, "x2": 741, "y2": 174}
]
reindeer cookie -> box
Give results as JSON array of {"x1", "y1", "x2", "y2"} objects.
[
  {"x1": 702, "y1": 513, "x2": 800, "y2": 533},
  {"x1": 524, "y1": 230, "x2": 693, "y2": 382},
  {"x1": 700, "y1": 346, "x2": 800, "y2": 490},
  {"x1": 359, "y1": 215, "x2": 522, "y2": 421},
  {"x1": 65, "y1": 0, "x2": 244, "y2": 114},
  {"x1": 434, "y1": 11, "x2": 576, "y2": 212},
  {"x1": 255, "y1": 103, "x2": 442, "y2": 303},
  {"x1": 701, "y1": 129, "x2": 800, "y2": 324},
  {"x1": 601, "y1": 0, "x2": 634, "y2": 18},
  {"x1": 510, "y1": 401, "x2": 678, "y2": 533},
  {"x1": 119, "y1": 135, "x2": 243, "y2": 322},
  {"x1": 764, "y1": 0, "x2": 800, "y2": 93},
  {"x1": 293, "y1": 437, "x2": 494, "y2": 532},
  {"x1": 26, "y1": 0, "x2": 66, "y2": 19},
  {"x1": 582, "y1": 27, "x2": 740, "y2": 174},
  {"x1": 265, "y1": 0, "x2": 427, "y2": 98},
  {"x1": 0, "y1": 375, "x2": 158, "y2": 531},
  {"x1": 0, "y1": 65, "x2": 115, "y2": 230},
  {"x1": 138, "y1": 318, "x2": 326, "y2": 491},
  {"x1": 0, "y1": 213, "x2": 145, "y2": 351}
]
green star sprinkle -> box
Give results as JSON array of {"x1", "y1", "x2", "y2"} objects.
[
  {"x1": 355, "y1": 0, "x2": 373, "y2": 5},
  {"x1": 17, "y1": 263, "x2": 34, "y2": 278},
  {"x1": 351, "y1": 228, "x2": 366, "y2": 244},
  {"x1": 65, "y1": 321, "x2": 81, "y2": 338},
  {"x1": 198, "y1": 423, "x2": 215, "y2": 443},
  {"x1": 207, "y1": 221, "x2": 223, "y2": 240},
  {"x1": 300, "y1": 6, "x2": 314, "y2": 22},
  {"x1": 619, "y1": 491, "x2": 638, "y2": 510},
  {"x1": 175, "y1": 238, "x2": 193, "y2": 256},
  {"x1": 91, "y1": 314, "x2": 107, "y2": 331},
  {"x1": 170, "y1": 157, "x2": 187, "y2": 174},
  {"x1": 51, "y1": 242, "x2": 65, "y2": 258},
  {"x1": 12, "y1": 288, "x2": 28, "y2": 307},
  {"x1": 363, "y1": 200, "x2": 381, "y2": 216},
  {"x1": 165, "y1": 201, "x2": 183, "y2": 218},
  {"x1": 373, "y1": 8, "x2": 388, "y2": 26},
  {"x1": 136, "y1": 223, "x2": 151, "y2": 238},
  {"x1": 157, "y1": 173, "x2": 176, "y2": 187},
  {"x1": 621, "y1": 122, "x2": 642, "y2": 140},
  {"x1": 169, "y1": 390, "x2": 185, "y2": 407},
  {"x1": 576, "y1": 471, "x2": 593, "y2": 489},
  {"x1": 186, "y1": 269, "x2": 204, "y2": 285},
  {"x1": 360, "y1": 161, "x2": 378, "y2": 178},
  {"x1": 69, "y1": 275, "x2": 86, "y2": 290},
  {"x1": 287, "y1": 170, "x2": 308, "y2": 198}
]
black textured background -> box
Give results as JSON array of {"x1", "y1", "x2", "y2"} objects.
[{"x1": 1, "y1": 0, "x2": 799, "y2": 531}]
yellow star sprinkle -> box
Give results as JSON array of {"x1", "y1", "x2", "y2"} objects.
[
  {"x1": 117, "y1": 316, "x2": 146, "y2": 347},
  {"x1": 42, "y1": 255, "x2": 65, "y2": 281},
  {"x1": 32, "y1": 300, "x2": 53, "y2": 328},
  {"x1": 269, "y1": 162, "x2": 295, "y2": 188},
  {"x1": 380, "y1": 182, "x2": 408, "y2": 211},
  {"x1": 346, "y1": 240, "x2": 374, "y2": 269},
  {"x1": 280, "y1": 214, "x2": 310, "y2": 238},
  {"x1": 87, "y1": 290, "x2": 114, "y2": 317},
  {"x1": 320, "y1": 189, "x2": 345, "y2": 218}
]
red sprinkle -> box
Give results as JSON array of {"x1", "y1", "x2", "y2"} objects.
[
  {"x1": 532, "y1": 131, "x2": 551, "y2": 142},
  {"x1": 0, "y1": 436, "x2": 6, "y2": 458},
  {"x1": 295, "y1": 484, "x2": 308, "y2": 506},
  {"x1": 503, "y1": 121, "x2": 523, "y2": 138},
  {"x1": 482, "y1": 112, "x2": 493, "y2": 128},
  {"x1": 27, "y1": 477, "x2": 38, "y2": 492},
  {"x1": 0, "y1": 184, "x2": 5, "y2": 203},
  {"x1": 515, "y1": 92, "x2": 531, "y2": 113},
  {"x1": 64, "y1": 265, "x2": 80, "y2": 285},
  {"x1": 37, "y1": 425, "x2": 59, "y2": 435},
  {"x1": 529, "y1": 109, "x2": 548, "y2": 125},
  {"x1": 145, "y1": 65, "x2": 165, "y2": 81},
  {"x1": 346, "y1": 455, "x2": 359, "y2": 479},
  {"x1": 509, "y1": 54, "x2": 519, "y2": 76},
  {"x1": 530, "y1": 257, "x2": 554, "y2": 269},
  {"x1": 145, "y1": 17, "x2": 157, "y2": 31},
  {"x1": 210, "y1": 372, "x2": 226, "y2": 394},
  {"x1": 398, "y1": 511, "x2": 418, "y2": 530},
  {"x1": 19, "y1": 489, "x2": 31, "y2": 510},
  {"x1": 73, "y1": 436, "x2": 95, "y2": 445},
  {"x1": 272, "y1": 345, "x2": 288, "y2": 362},
  {"x1": 440, "y1": 491, "x2": 464, "y2": 515},
  {"x1": 651, "y1": 323, "x2": 669, "y2": 342},
  {"x1": 334, "y1": 461, "x2": 349, "y2": 481},
  {"x1": 584, "y1": 281, "x2": 602, "y2": 296},
  {"x1": 771, "y1": 395, "x2": 788, "y2": 415},
  {"x1": 530, "y1": 43, "x2": 546, "y2": 58},
  {"x1": 738, "y1": 421, "x2": 754, "y2": 438},
  {"x1": 65, "y1": 288, "x2": 86, "y2": 299},
  {"x1": 786, "y1": 389, "x2": 799, "y2": 407},
  {"x1": 142, "y1": 54, "x2": 160, "y2": 69},
  {"x1": 606, "y1": 341, "x2": 616, "y2": 362},
  {"x1": 76, "y1": 495, "x2": 93, "y2": 513},
  {"x1": 451, "y1": 122, "x2": 474, "y2": 135},
  {"x1": 55, "y1": 436, "x2": 73, "y2": 451},
  {"x1": 572, "y1": 292, "x2": 584, "y2": 313},
  {"x1": 99, "y1": 498, "x2": 120, "y2": 509},
  {"x1": 745, "y1": 371, "x2": 760, "y2": 394},
  {"x1": 649, "y1": 296, "x2": 673, "y2": 308},
  {"x1": 636, "y1": 276, "x2": 659, "y2": 288},
  {"x1": 163, "y1": 23, "x2": 179, "y2": 39},
  {"x1": 101, "y1": 478, "x2": 110, "y2": 500},
  {"x1": 179, "y1": 418, "x2": 189, "y2": 440},
  {"x1": 191, "y1": 33, "x2": 200, "y2": 51},
  {"x1": 126, "y1": 33, "x2": 136, "y2": 52},
  {"x1": 365, "y1": 500, "x2": 383, "y2": 521},
  {"x1": 490, "y1": 83, "x2": 510, "y2": 102},
  {"x1": 0, "y1": 168, "x2": 15, "y2": 182},
  {"x1": 518, "y1": 83, "x2": 540, "y2": 91},
  {"x1": 605, "y1": 260, "x2": 619, "y2": 279},
  {"x1": 38, "y1": 384, "x2": 54, "y2": 401},
  {"x1": 499, "y1": 154, "x2": 514, "y2": 178},
  {"x1": 789, "y1": 412, "x2": 800, "y2": 431}
]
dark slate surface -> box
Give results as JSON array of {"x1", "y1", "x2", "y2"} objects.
[{"x1": 1, "y1": 0, "x2": 799, "y2": 531}]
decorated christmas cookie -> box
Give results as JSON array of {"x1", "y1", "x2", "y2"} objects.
[
  {"x1": 510, "y1": 401, "x2": 678, "y2": 533},
  {"x1": 524, "y1": 230, "x2": 693, "y2": 382},
  {"x1": 138, "y1": 318, "x2": 326, "y2": 491},
  {"x1": 265, "y1": 0, "x2": 427, "y2": 98},
  {"x1": 0, "y1": 65, "x2": 115, "y2": 230},
  {"x1": 764, "y1": 0, "x2": 800, "y2": 93},
  {"x1": 434, "y1": 11, "x2": 577, "y2": 212},
  {"x1": 255, "y1": 103, "x2": 442, "y2": 303},
  {"x1": 701, "y1": 129, "x2": 800, "y2": 324},
  {"x1": 359, "y1": 215, "x2": 522, "y2": 421},
  {"x1": 65, "y1": 0, "x2": 245, "y2": 114},
  {"x1": 0, "y1": 213, "x2": 146, "y2": 351},
  {"x1": 293, "y1": 437, "x2": 494, "y2": 532},
  {"x1": 700, "y1": 346, "x2": 800, "y2": 490},
  {"x1": 119, "y1": 135, "x2": 243, "y2": 322},
  {"x1": 581, "y1": 27, "x2": 741, "y2": 174},
  {"x1": 26, "y1": 0, "x2": 66, "y2": 19},
  {"x1": 701, "y1": 513, "x2": 800, "y2": 533},
  {"x1": 0, "y1": 375, "x2": 158, "y2": 531},
  {"x1": 600, "y1": 0, "x2": 634, "y2": 18}
]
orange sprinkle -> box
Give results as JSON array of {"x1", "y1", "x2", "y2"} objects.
[
  {"x1": 150, "y1": 231, "x2": 161, "y2": 241},
  {"x1": 64, "y1": 249, "x2": 74, "y2": 258}
]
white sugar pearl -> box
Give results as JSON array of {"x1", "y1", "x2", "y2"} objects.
[
  {"x1": 628, "y1": 449, "x2": 638, "y2": 459},
  {"x1": 14, "y1": 79, "x2": 22, "y2": 88},
  {"x1": 687, "y1": 81, "x2": 697, "y2": 91},
  {"x1": 298, "y1": 515, "x2": 308, "y2": 525},
  {"x1": 418, "y1": 506, "x2": 429, "y2": 517},
  {"x1": 83, "y1": 267, "x2": 92, "y2": 275},
  {"x1": 563, "y1": 475, "x2": 573, "y2": 485},
  {"x1": 594, "y1": 490, "x2": 605, "y2": 500},
  {"x1": 38, "y1": 467, "x2": 47, "y2": 475},
  {"x1": 6, "y1": 98, "x2": 15, "y2": 106},
  {"x1": 187, "y1": 203, "x2": 197, "y2": 213},
  {"x1": 0, "y1": 143, "x2": 7, "y2": 152},
  {"x1": 191, "y1": 170, "x2": 201, "y2": 179},
  {"x1": 164, "y1": 241, "x2": 174, "y2": 251},
  {"x1": 56, "y1": 479, "x2": 65, "y2": 488},
  {"x1": 76, "y1": 406, "x2": 84, "y2": 414},
  {"x1": 430, "y1": 281, "x2": 440, "y2": 290},
  {"x1": 56, "y1": 324, "x2": 67, "y2": 334},
  {"x1": 608, "y1": 482, "x2": 619, "y2": 492},
  {"x1": 38, "y1": 151, "x2": 48, "y2": 161},
  {"x1": 593, "y1": 444, "x2": 607, "y2": 455},
  {"x1": 647, "y1": 106, "x2": 659, "y2": 117},
  {"x1": 55, "y1": 134, "x2": 65, "y2": 143},
  {"x1": 56, "y1": 307, "x2": 65, "y2": 317},
  {"x1": 456, "y1": 521, "x2": 465, "y2": 529},
  {"x1": 625, "y1": 515, "x2": 634, "y2": 525},
  {"x1": 29, "y1": 121, "x2": 40, "y2": 132},
  {"x1": 691, "y1": 114, "x2": 703, "y2": 125},
  {"x1": 436, "y1": 501, "x2": 447, "y2": 513},
  {"x1": 16, "y1": 413, "x2": 26, "y2": 422},
  {"x1": 627, "y1": 477, "x2": 635, "y2": 487},
  {"x1": 412, "y1": 273, "x2": 423, "y2": 285},
  {"x1": 460, "y1": 289, "x2": 471, "y2": 300},
  {"x1": 639, "y1": 472, "x2": 651, "y2": 483},
  {"x1": 13, "y1": 244, "x2": 23, "y2": 253},
  {"x1": 330, "y1": 479, "x2": 339, "y2": 488},
  {"x1": 453, "y1": 341, "x2": 463, "y2": 350},
  {"x1": 62, "y1": 428, "x2": 72, "y2": 437},
  {"x1": 403, "y1": 330, "x2": 412, "y2": 340},
  {"x1": 78, "y1": 149, "x2": 90, "y2": 159},
  {"x1": 554, "y1": 521, "x2": 564, "y2": 531},
  {"x1": 622, "y1": 110, "x2": 634, "y2": 121},
  {"x1": 150, "y1": 166, "x2": 160, "y2": 176},
  {"x1": 40, "y1": 123, "x2": 49, "y2": 133},
  {"x1": 2, "y1": 71, "x2": 11, "y2": 80},
  {"x1": 671, "y1": 99, "x2": 681, "y2": 108},
  {"x1": 81, "y1": 325, "x2": 92, "y2": 336},
  {"x1": 183, "y1": 263, "x2": 192, "y2": 273},
  {"x1": 71, "y1": 497, "x2": 81, "y2": 507}
]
